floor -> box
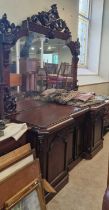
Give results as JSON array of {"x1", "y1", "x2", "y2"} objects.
[{"x1": 47, "y1": 133, "x2": 109, "y2": 210}]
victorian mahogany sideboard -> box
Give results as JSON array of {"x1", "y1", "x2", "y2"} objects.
[
  {"x1": 9, "y1": 99, "x2": 88, "y2": 201},
  {"x1": 7, "y1": 99, "x2": 105, "y2": 201}
]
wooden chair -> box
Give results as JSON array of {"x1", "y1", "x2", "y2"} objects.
[
  {"x1": 56, "y1": 63, "x2": 73, "y2": 90},
  {"x1": 47, "y1": 62, "x2": 67, "y2": 89},
  {"x1": 44, "y1": 63, "x2": 58, "y2": 74}
]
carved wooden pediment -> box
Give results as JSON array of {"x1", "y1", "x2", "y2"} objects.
[{"x1": 0, "y1": 4, "x2": 71, "y2": 46}]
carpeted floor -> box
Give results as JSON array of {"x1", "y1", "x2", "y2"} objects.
[{"x1": 47, "y1": 132, "x2": 109, "y2": 210}]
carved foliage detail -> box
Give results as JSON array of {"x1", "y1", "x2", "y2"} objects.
[
  {"x1": 29, "y1": 4, "x2": 71, "y2": 37},
  {"x1": 0, "y1": 13, "x2": 21, "y2": 44},
  {"x1": 3, "y1": 44, "x2": 11, "y2": 67},
  {"x1": 0, "y1": 4, "x2": 71, "y2": 44},
  {"x1": 67, "y1": 38, "x2": 80, "y2": 58},
  {"x1": 0, "y1": 5, "x2": 71, "y2": 66},
  {"x1": 4, "y1": 86, "x2": 16, "y2": 113}
]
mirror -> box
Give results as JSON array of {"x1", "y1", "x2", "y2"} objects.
[
  {"x1": 0, "y1": 4, "x2": 80, "y2": 116},
  {"x1": 9, "y1": 32, "x2": 72, "y2": 96}
]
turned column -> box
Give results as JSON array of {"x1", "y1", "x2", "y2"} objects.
[
  {"x1": 67, "y1": 39, "x2": 80, "y2": 90},
  {"x1": 0, "y1": 40, "x2": 11, "y2": 118}
]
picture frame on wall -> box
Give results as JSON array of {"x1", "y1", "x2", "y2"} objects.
[{"x1": 4, "y1": 179, "x2": 46, "y2": 210}]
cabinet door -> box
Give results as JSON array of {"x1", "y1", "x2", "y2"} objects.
[
  {"x1": 93, "y1": 116, "x2": 103, "y2": 148},
  {"x1": 66, "y1": 128, "x2": 74, "y2": 166},
  {"x1": 47, "y1": 128, "x2": 69, "y2": 183},
  {"x1": 83, "y1": 109, "x2": 104, "y2": 159},
  {"x1": 73, "y1": 116, "x2": 85, "y2": 160},
  {"x1": 73, "y1": 125, "x2": 83, "y2": 160}
]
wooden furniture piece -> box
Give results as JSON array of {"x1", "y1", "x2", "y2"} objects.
[
  {"x1": 0, "y1": 131, "x2": 27, "y2": 156},
  {"x1": 0, "y1": 4, "x2": 80, "y2": 117},
  {"x1": 0, "y1": 4, "x2": 106, "y2": 204},
  {"x1": 0, "y1": 159, "x2": 46, "y2": 210},
  {"x1": 44, "y1": 63, "x2": 58, "y2": 74},
  {"x1": 10, "y1": 102, "x2": 74, "y2": 200},
  {"x1": 9, "y1": 99, "x2": 106, "y2": 201},
  {"x1": 83, "y1": 103, "x2": 105, "y2": 159},
  {"x1": 47, "y1": 63, "x2": 72, "y2": 90}
]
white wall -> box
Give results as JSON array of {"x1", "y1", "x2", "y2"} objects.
[
  {"x1": 88, "y1": 0, "x2": 104, "y2": 74},
  {"x1": 99, "y1": 0, "x2": 109, "y2": 80},
  {"x1": 79, "y1": 82, "x2": 109, "y2": 96},
  {"x1": 0, "y1": 0, "x2": 79, "y2": 41}
]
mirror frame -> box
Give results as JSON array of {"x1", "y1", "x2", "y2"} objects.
[{"x1": 0, "y1": 4, "x2": 80, "y2": 118}]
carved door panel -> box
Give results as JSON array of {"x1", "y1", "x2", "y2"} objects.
[
  {"x1": 66, "y1": 128, "x2": 74, "y2": 166},
  {"x1": 83, "y1": 109, "x2": 104, "y2": 159},
  {"x1": 47, "y1": 128, "x2": 68, "y2": 183},
  {"x1": 93, "y1": 116, "x2": 103, "y2": 149},
  {"x1": 73, "y1": 116, "x2": 85, "y2": 160},
  {"x1": 73, "y1": 126, "x2": 83, "y2": 160}
]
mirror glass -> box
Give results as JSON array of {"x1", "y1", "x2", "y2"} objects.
[{"x1": 9, "y1": 32, "x2": 72, "y2": 96}]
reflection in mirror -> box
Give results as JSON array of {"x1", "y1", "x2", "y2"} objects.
[
  {"x1": 0, "y1": 4, "x2": 80, "y2": 118},
  {"x1": 9, "y1": 32, "x2": 72, "y2": 97}
]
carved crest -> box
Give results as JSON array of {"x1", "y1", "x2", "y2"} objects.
[
  {"x1": 29, "y1": 4, "x2": 71, "y2": 37},
  {"x1": 0, "y1": 4, "x2": 71, "y2": 45}
]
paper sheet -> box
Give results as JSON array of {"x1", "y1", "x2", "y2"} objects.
[{"x1": 0, "y1": 123, "x2": 28, "y2": 141}]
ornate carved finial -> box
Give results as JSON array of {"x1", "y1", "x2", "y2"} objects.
[
  {"x1": 0, "y1": 13, "x2": 21, "y2": 66},
  {"x1": 67, "y1": 38, "x2": 80, "y2": 57},
  {"x1": 0, "y1": 13, "x2": 21, "y2": 45},
  {"x1": 0, "y1": 13, "x2": 10, "y2": 33},
  {"x1": 0, "y1": 5, "x2": 71, "y2": 45}
]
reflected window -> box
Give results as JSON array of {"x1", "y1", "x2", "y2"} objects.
[
  {"x1": 43, "y1": 53, "x2": 58, "y2": 64},
  {"x1": 78, "y1": 0, "x2": 90, "y2": 67}
]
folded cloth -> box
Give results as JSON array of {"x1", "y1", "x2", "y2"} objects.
[
  {"x1": 0, "y1": 123, "x2": 28, "y2": 141},
  {"x1": 74, "y1": 92, "x2": 94, "y2": 102}
]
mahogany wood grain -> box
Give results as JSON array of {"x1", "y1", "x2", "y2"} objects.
[{"x1": 11, "y1": 100, "x2": 89, "y2": 129}]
